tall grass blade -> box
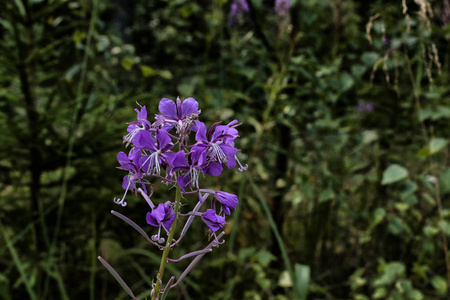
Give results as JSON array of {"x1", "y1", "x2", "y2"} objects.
[
  {"x1": 0, "y1": 221, "x2": 37, "y2": 300},
  {"x1": 247, "y1": 173, "x2": 295, "y2": 293}
]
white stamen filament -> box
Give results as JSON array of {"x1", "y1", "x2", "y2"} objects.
[
  {"x1": 190, "y1": 167, "x2": 200, "y2": 189},
  {"x1": 124, "y1": 126, "x2": 143, "y2": 146},
  {"x1": 142, "y1": 150, "x2": 162, "y2": 175},
  {"x1": 113, "y1": 178, "x2": 131, "y2": 207},
  {"x1": 210, "y1": 143, "x2": 227, "y2": 163},
  {"x1": 235, "y1": 155, "x2": 248, "y2": 174}
]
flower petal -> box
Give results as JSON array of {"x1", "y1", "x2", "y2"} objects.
[
  {"x1": 117, "y1": 152, "x2": 129, "y2": 164},
  {"x1": 122, "y1": 175, "x2": 131, "y2": 190},
  {"x1": 195, "y1": 121, "x2": 208, "y2": 143},
  {"x1": 137, "y1": 105, "x2": 147, "y2": 122},
  {"x1": 133, "y1": 131, "x2": 156, "y2": 152},
  {"x1": 146, "y1": 211, "x2": 159, "y2": 227},
  {"x1": 215, "y1": 191, "x2": 238, "y2": 211},
  {"x1": 181, "y1": 97, "x2": 199, "y2": 118},
  {"x1": 156, "y1": 130, "x2": 172, "y2": 149},
  {"x1": 158, "y1": 98, "x2": 177, "y2": 119},
  {"x1": 204, "y1": 161, "x2": 223, "y2": 176},
  {"x1": 170, "y1": 151, "x2": 189, "y2": 168},
  {"x1": 201, "y1": 209, "x2": 226, "y2": 232}
]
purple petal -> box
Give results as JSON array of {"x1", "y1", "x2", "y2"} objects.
[
  {"x1": 128, "y1": 148, "x2": 141, "y2": 163},
  {"x1": 181, "y1": 97, "x2": 199, "y2": 118},
  {"x1": 191, "y1": 145, "x2": 208, "y2": 166},
  {"x1": 170, "y1": 151, "x2": 189, "y2": 168},
  {"x1": 133, "y1": 131, "x2": 156, "y2": 152},
  {"x1": 177, "y1": 173, "x2": 190, "y2": 193},
  {"x1": 122, "y1": 175, "x2": 131, "y2": 190},
  {"x1": 162, "y1": 209, "x2": 175, "y2": 230},
  {"x1": 159, "y1": 98, "x2": 177, "y2": 119},
  {"x1": 156, "y1": 130, "x2": 172, "y2": 149},
  {"x1": 146, "y1": 211, "x2": 159, "y2": 227},
  {"x1": 226, "y1": 154, "x2": 237, "y2": 169},
  {"x1": 215, "y1": 191, "x2": 238, "y2": 211},
  {"x1": 204, "y1": 162, "x2": 223, "y2": 176},
  {"x1": 201, "y1": 209, "x2": 226, "y2": 232},
  {"x1": 220, "y1": 144, "x2": 238, "y2": 158},
  {"x1": 195, "y1": 121, "x2": 208, "y2": 143},
  {"x1": 117, "y1": 152, "x2": 129, "y2": 164},
  {"x1": 212, "y1": 125, "x2": 229, "y2": 141},
  {"x1": 137, "y1": 105, "x2": 147, "y2": 121}
]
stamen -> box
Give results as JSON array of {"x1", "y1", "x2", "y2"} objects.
[
  {"x1": 234, "y1": 155, "x2": 248, "y2": 174},
  {"x1": 123, "y1": 126, "x2": 143, "y2": 147},
  {"x1": 210, "y1": 143, "x2": 227, "y2": 163},
  {"x1": 113, "y1": 179, "x2": 131, "y2": 207}
]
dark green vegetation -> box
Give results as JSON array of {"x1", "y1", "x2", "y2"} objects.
[{"x1": 1, "y1": 0, "x2": 450, "y2": 299}]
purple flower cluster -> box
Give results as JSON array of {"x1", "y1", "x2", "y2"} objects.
[
  {"x1": 275, "y1": 0, "x2": 291, "y2": 17},
  {"x1": 357, "y1": 101, "x2": 374, "y2": 113},
  {"x1": 114, "y1": 97, "x2": 247, "y2": 236},
  {"x1": 229, "y1": 0, "x2": 250, "y2": 26}
]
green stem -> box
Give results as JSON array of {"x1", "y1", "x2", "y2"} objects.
[{"x1": 152, "y1": 186, "x2": 182, "y2": 299}]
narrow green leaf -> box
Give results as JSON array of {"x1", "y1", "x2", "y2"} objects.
[
  {"x1": 0, "y1": 222, "x2": 37, "y2": 300},
  {"x1": 13, "y1": 0, "x2": 26, "y2": 16},
  {"x1": 247, "y1": 174, "x2": 294, "y2": 293},
  {"x1": 294, "y1": 264, "x2": 310, "y2": 300}
]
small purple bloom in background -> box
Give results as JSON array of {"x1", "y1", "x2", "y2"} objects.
[
  {"x1": 275, "y1": 0, "x2": 291, "y2": 17},
  {"x1": 147, "y1": 203, "x2": 175, "y2": 231},
  {"x1": 382, "y1": 36, "x2": 390, "y2": 47},
  {"x1": 357, "y1": 101, "x2": 374, "y2": 113},
  {"x1": 201, "y1": 209, "x2": 227, "y2": 232},
  {"x1": 443, "y1": 0, "x2": 450, "y2": 26},
  {"x1": 229, "y1": 0, "x2": 250, "y2": 26}
]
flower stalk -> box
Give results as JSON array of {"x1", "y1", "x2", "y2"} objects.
[{"x1": 152, "y1": 185, "x2": 182, "y2": 299}]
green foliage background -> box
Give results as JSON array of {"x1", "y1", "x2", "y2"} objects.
[{"x1": 1, "y1": 0, "x2": 450, "y2": 299}]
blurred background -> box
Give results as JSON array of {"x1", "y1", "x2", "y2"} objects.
[{"x1": 1, "y1": 0, "x2": 450, "y2": 299}]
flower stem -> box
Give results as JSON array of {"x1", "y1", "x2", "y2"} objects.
[{"x1": 152, "y1": 185, "x2": 182, "y2": 299}]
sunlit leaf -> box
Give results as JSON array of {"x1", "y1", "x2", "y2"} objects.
[
  {"x1": 431, "y1": 276, "x2": 448, "y2": 296},
  {"x1": 381, "y1": 164, "x2": 408, "y2": 185}
]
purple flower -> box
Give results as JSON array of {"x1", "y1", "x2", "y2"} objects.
[
  {"x1": 124, "y1": 104, "x2": 152, "y2": 146},
  {"x1": 214, "y1": 191, "x2": 238, "y2": 216},
  {"x1": 154, "y1": 97, "x2": 200, "y2": 142},
  {"x1": 192, "y1": 121, "x2": 239, "y2": 169},
  {"x1": 201, "y1": 209, "x2": 226, "y2": 232},
  {"x1": 229, "y1": 0, "x2": 250, "y2": 26},
  {"x1": 114, "y1": 149, "x2": 149, "y2": 206},
  {"x1": 133, "y1": 130, "x2": 174, "y2": 175},
  {"x1": 357, "y1": 101, "x2": 374, "y2": 113},
  {"x1": 146, "y1": 203, "x2": 175, "y2": 231},
  {"x1": 275, "y1": 0, "x2": 291, "y2": 17},
  {"x1": 169, "y1": 150, "x2": 223, "y2": 192}
]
